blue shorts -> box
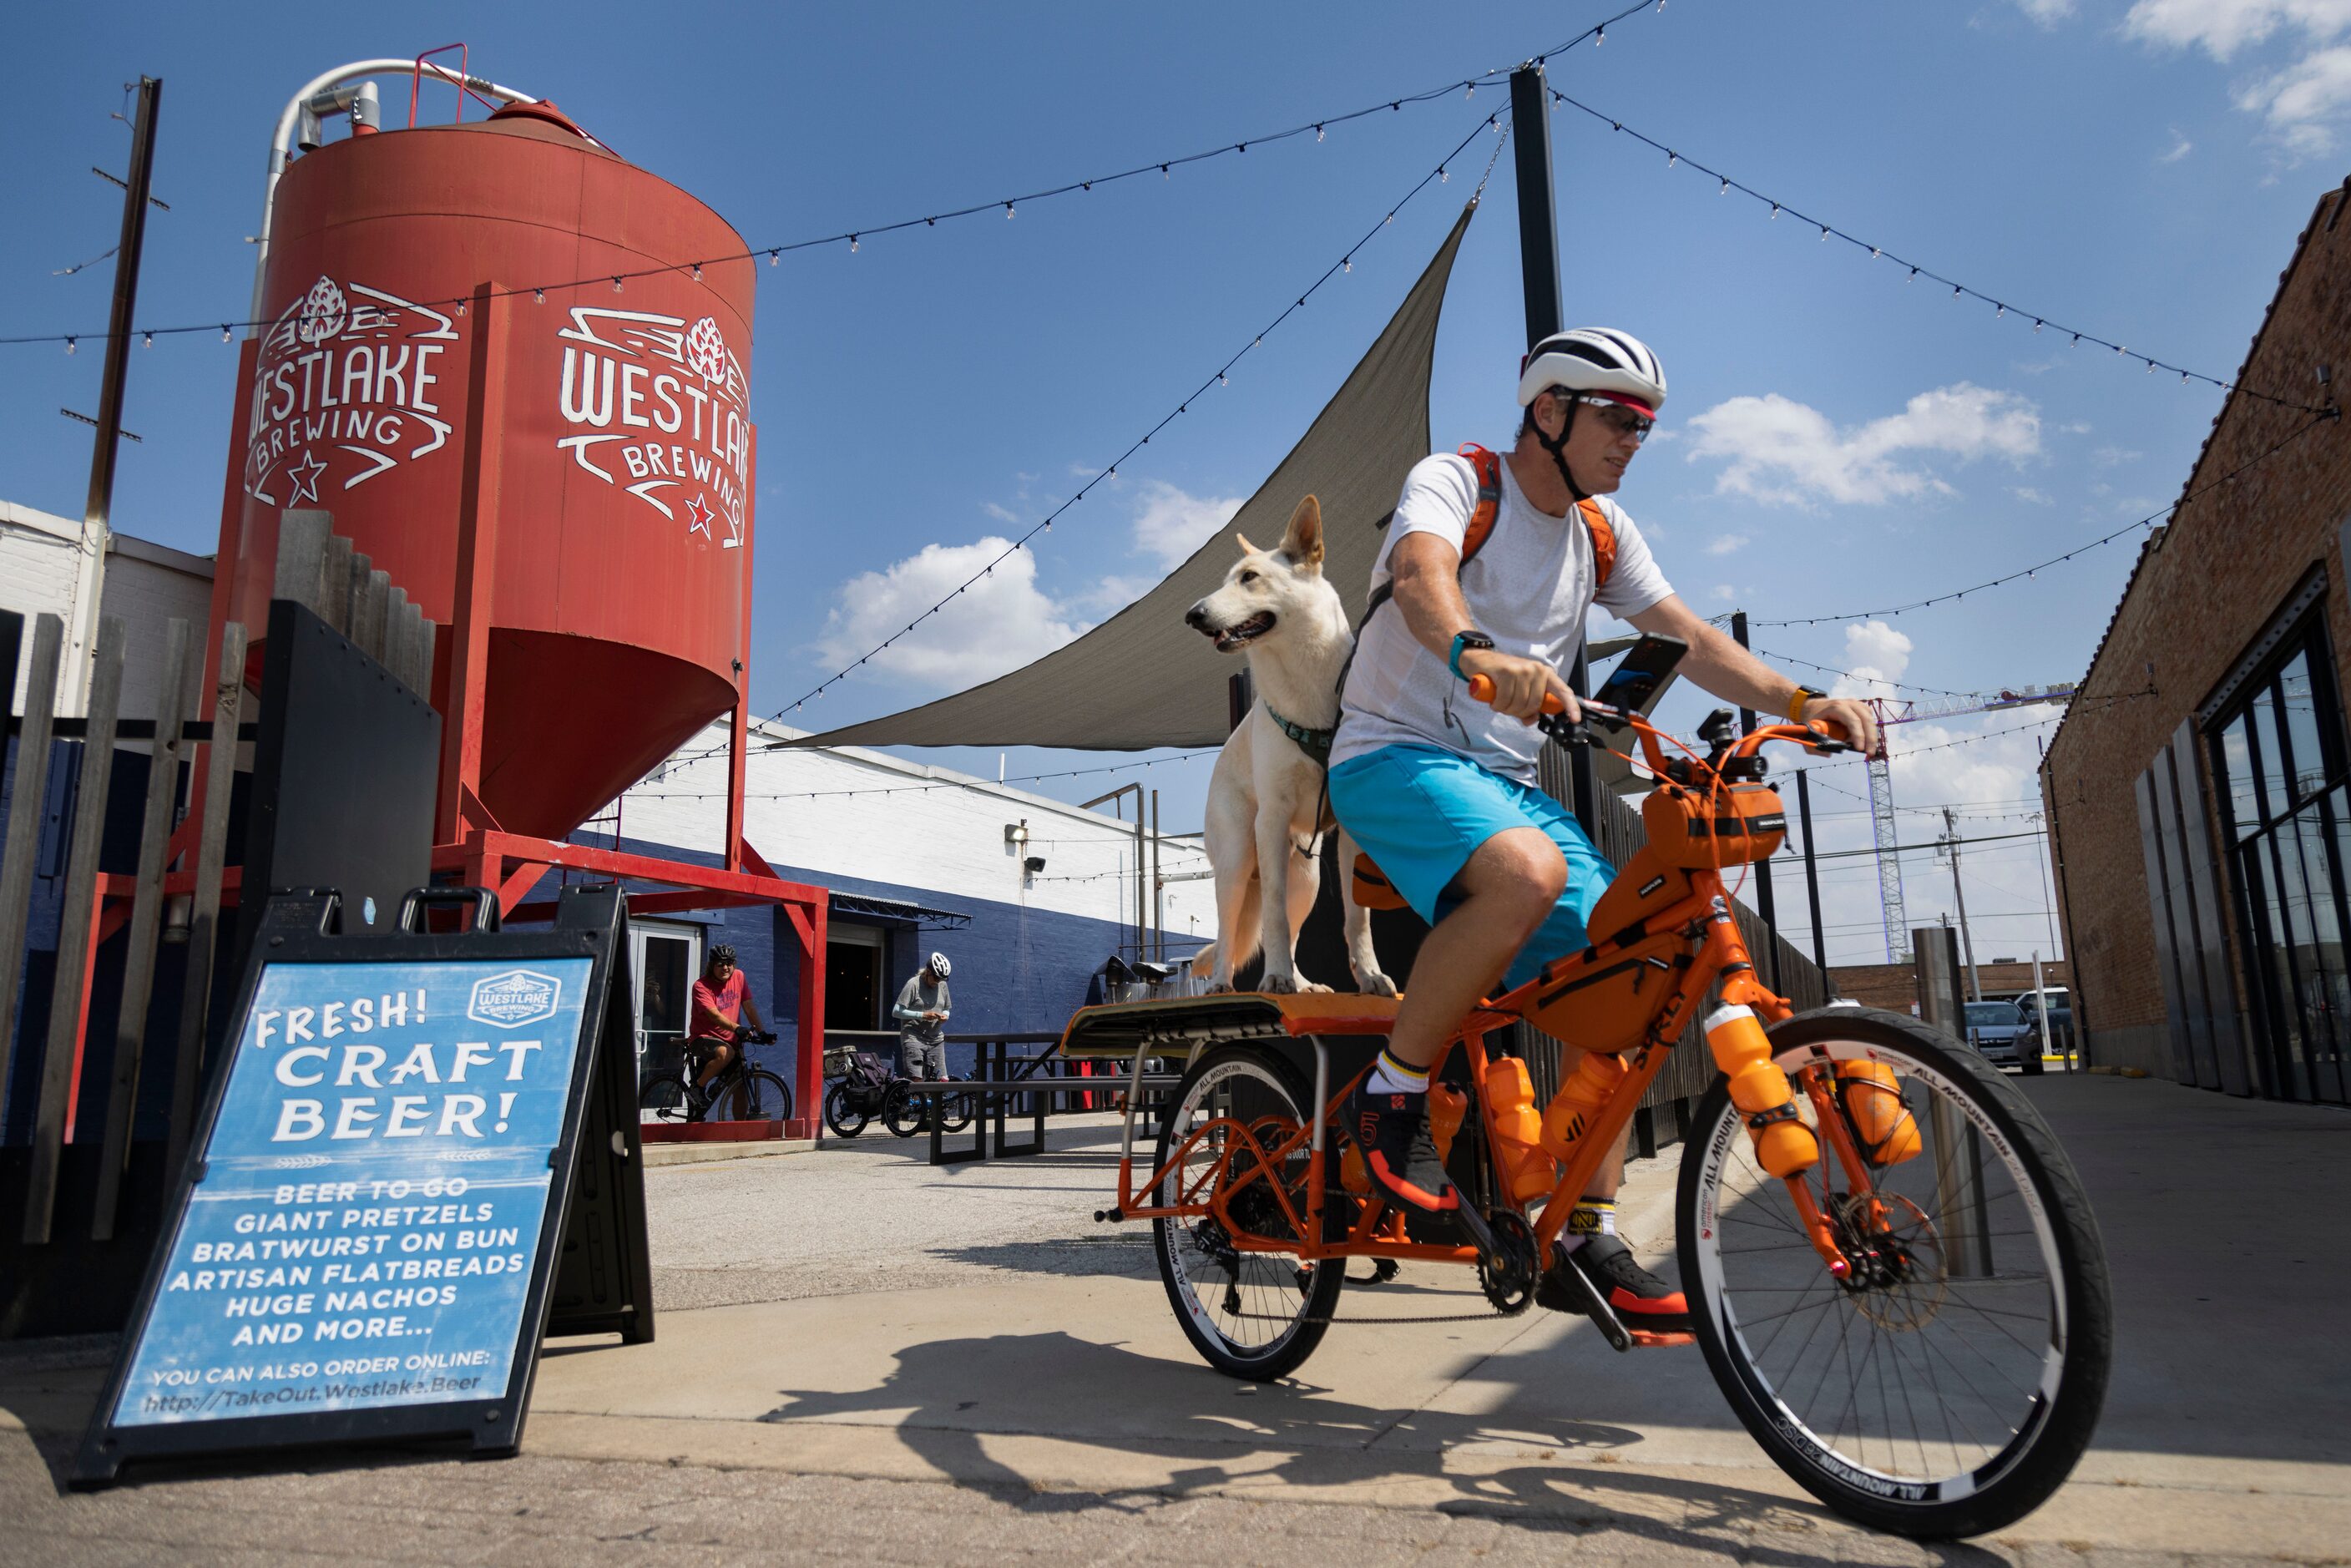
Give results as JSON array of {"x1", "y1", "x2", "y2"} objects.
[{"x1": 1328, "y1": 743, "x2": 1611, "y2": 992}]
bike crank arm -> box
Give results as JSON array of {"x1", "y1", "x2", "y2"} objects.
[{"x1": 1545, "y1": 1244, "x2": 1633, "y2": 1353}]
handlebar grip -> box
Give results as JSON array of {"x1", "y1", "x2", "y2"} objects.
[{"x1": 1465, "y1": 672, "x2": 1568, "y2": 715}]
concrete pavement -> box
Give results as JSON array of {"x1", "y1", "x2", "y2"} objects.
[{"x1": 3, "y1": 1074, "x2": 2345, "y2": 1564}]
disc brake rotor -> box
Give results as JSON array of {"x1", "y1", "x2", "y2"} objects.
[{"x1": 1833, "y1": 1191, "x2": 1948, "y2": 1331}]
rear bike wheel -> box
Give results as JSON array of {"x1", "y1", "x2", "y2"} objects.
[
  {"x1": 638, "y1": 1073, "x2": 700, "y2": 1125},
  {"x1": 824, "y1": 1081, "x2": 869, "y2": 1138},
  {"x1": 1677, "y1": 1006, "x2": 2111, "y2": 1539},
  {"x1": 939, "y1": 1090, "x2": 976, "y2": 1133},
  {"x1": 716, "y1": 1068, "x2": 793, "y2": 1124},
  {"x1": 1151, "y1": 1044, "x2": 1343, "y2": 1382}
]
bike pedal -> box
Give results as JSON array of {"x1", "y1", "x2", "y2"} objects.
[
  {"x1": 1541, "y1": 1242, "x2": 1633, "y2": 1353},
  {"x1": 1624, "y1": 1330, "x2": 1696, "y2": 1349}
]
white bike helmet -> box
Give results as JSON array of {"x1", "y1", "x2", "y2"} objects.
[
  {"x1": 928, "y1": 952, "x2": 952, "y2": 979},
  {"x1": 1517, "y1": 328, "x2": 1667, "y2": 416}
]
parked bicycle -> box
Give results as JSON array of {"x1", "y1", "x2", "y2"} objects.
[
  {"x1": 640, "y1": 1025, "x2": 791, "y2": 1125},
  {"x1": 822, "y1": 1046, "x2": 975, "y2": 1140},
  {"x1": 1100, "y1": 688, "x2": 2113, "y2": 1540}
]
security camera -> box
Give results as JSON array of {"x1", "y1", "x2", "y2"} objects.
[{"x1": 1024, "y1": 855, "x2": 1046, "y2": 874}]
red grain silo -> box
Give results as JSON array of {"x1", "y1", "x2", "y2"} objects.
[{"x1": 220, "y1": 92, "x2": 757, "y2": 840}]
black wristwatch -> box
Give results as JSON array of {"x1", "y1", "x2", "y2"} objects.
[{"x1": 1449, "y1": 630, "x2": 1494, "y2": 681}]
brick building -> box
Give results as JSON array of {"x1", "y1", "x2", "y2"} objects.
[
  {"x1": 1833, "y1": 959, "x2": 2070, "y2": 1014},
  {"x1": 2044, "y1": 178, "x2": 2351, "y2": 1105}
]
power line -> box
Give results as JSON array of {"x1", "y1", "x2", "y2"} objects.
[
  {"x1": 3, "y1": 3, "x2": 1663, "y2": 350},
  {"x1": 1752, "y1": 649, "x2": 1975, "y2": 698},
  {"x1": 1749, "y1": 412, "x2": 2340, "y2": 626},
  {"x1": 624, "y1": 747, "x2": 1218, "y2": 802},
  {"x1": 1545, "y1": 87, "x2": 2333, "y2": 417}
]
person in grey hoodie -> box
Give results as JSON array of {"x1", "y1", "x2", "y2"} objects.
[{"x1": 893, "y1": 952, "x2": 953, "y2": 1080}]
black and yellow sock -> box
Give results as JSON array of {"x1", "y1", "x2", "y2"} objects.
[
  {"x1": 1562, "y1": 1196, "x2": 1617, "y2": 1252},
  {"x1": 1365, "y1": 1049, "x2": 1429, "y2": 1096}
]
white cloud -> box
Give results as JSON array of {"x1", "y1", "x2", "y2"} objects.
[
  {"x1": 2237, "y1": 43, "x2": 2351, "y2": 151},
  {"x1": 2125, "y1": 0, "x2": 2351, "y2": 60},
  {"x1": 1710, "y1": 584, "x2": 1738, "y2": 604},
  {"x1": 982, "y1": 501, "x2": 1019, "y2": 524},
  {"x1": 1684, "y1": 382, "x2": 2042, "y2": 507},
  {"x1": 1829, "y1": 620, "x2": 1913, "y2": 700},
  {"x1": 1130, "y1": 479, "x2": 1245, "y2": 572},
  {"x1": 2010, "y1": 486, "x2": 2052, "y2": 505},
  {"x1": 817, "y1": 536, "x2": 1084, "y2": 688},
  {"x1": 2092, "y1": 445, "x2": 2142, "y2": 466},
  {"x1": 1706, "y1": 533, "x2": 1750, "y2": 555},
  {"x1": 2160, "y1": 127, "x2": 2197, "y2": 161},
  {"x1": 2128, "y1": 0, "x2": 2351, "y2": 153},
  {"x1": 2015, "y1": 0, "x2": 2075, "y2": 24}
]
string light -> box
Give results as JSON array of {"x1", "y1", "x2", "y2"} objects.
[
  {"x1": 141, "y1": 331, "x2": 151, "y2": 347},
  {"x1": 7, "y1": 7, "x2": 1671, "y2": 357},
  {"x1": 454, "y1": 297, "x2": 466, "y2": 316},
  {"x1": 64, "y1": 337, "x2": 74, "y2": 355},
  {"x1": 1750, "y1": 412, "x2": 2336, "y2": 626},
  {"x1": 690, "y1": 262, "x2": 702, "y2": 281},
  {"x1": 1005, "y1": 201, "x2": 1015, "y2": 219},
  {"x1": 1544, "y1": 84, "x2": 2335, "y2": 415},
  {"x1": 534, "y1": 288, "x2": 545, "y2": 304},
  {"x1": 849, "y1": 235, "x2": 859, "y2": 252},
  {"x1": 220, "y1": 325, "x2": 230, "y2": 342}
]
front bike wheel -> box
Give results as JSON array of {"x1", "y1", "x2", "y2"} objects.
[
  {"x1": 716, "y1": 1068, "x2": 793, "y2": 1124},
  {"x1": 1677, "y1": 1005, "x2": 2111, "y2": 1539},
  {"x1": 638, "y1": 1073, "x2": 700, "y2": 1125},
  {"x1": 1151, "y1": 1044, "x2": 1343, "y2": 1382},
  {"x1": 939, "y1": 1090, "x2": 976, "y2": 1133}
]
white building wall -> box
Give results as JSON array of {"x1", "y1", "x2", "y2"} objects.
[
  {"x1": 617, "y1": 721, "x2": 1219, "y2": 948},
  {"x1": 1, "y1": 501, "x2": 214, "y2": 719}
]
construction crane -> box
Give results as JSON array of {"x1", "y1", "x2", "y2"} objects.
[{"x1": 1859, "y1": 684, "x2": 2075, "y2": 963}]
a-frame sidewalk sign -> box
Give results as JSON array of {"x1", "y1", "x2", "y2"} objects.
[{"x1": 73, "y1": 881, "x2": 651, "y2": 1486}]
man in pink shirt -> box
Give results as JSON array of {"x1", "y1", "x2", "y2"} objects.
[{"x1": 690, "y1": 944, "x2": 767, "y2": 1098}]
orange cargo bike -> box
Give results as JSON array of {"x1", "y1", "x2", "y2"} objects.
[{"x1": 1073, "y1": 688, "x2": 2111, "y2": 1539}]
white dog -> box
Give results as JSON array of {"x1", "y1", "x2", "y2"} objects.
[{"x1": 1184, "y1": 496, "x2": 1397, "y2": 997}]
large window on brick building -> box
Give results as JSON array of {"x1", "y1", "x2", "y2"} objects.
[{"x1": 2210, "y1": 624, "x2": 2351, "y2": 1105}]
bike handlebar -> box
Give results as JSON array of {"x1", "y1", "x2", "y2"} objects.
[{"x1": 1461, "y1": 670, "x2": 1853, "y2": 765}]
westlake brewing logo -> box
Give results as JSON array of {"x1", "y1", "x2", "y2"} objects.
[
  {"x1": 243, "y1": 276, "x2": 458, "y2": 506},
  {"x1": 555, "y1": 306, "x2": 750, "y2": 548},
  {"x1": 467, "y1": 969, "x2": 563, "y2": 1029}
]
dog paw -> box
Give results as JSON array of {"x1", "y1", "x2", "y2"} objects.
[
  {"x1": 1295, "y1": 980, "x2": 1335, "y2": 994},
  {"x1": 1257, "y1": 973, "x2": 1302, "y2": 994},
  {"x1": 1357, "y1": 972, "x2": 1400, "y2": 999},
  {"x1": 1204, "y1": 980, "x2": 1236, "y2": 995}
]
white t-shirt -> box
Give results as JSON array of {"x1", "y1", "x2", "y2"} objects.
[{"x1": 1331, "y1": 449, "x2": 1675, "y2": 783}]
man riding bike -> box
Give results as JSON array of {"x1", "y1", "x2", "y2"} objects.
[
  {"x1": 689, "y1": 943, "x2": 769, "y2": 1101},
  {"x1": 1329, "y1": 327, "x2": 1878, "y2": 1337}
]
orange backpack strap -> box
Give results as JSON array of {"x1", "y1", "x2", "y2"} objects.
[
  {"x1": 1456, "y1": 443, "x2": 1503, "y2": 567},
  {"x1": 1577, "y1": 497, "x2": 1616, "y2": 591}
]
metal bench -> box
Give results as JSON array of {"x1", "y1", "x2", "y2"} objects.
[{"x1": 902, "y1": 1035, "x2": 1181, "y2": 1166}]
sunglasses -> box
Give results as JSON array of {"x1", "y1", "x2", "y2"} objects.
[{"x1": 1574, "y1": 396, "x2": 1655, "y2": 443}]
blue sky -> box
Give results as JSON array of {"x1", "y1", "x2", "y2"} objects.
[{"x1": 6, "y1": 1, "x2": 2347, "y2": 964}]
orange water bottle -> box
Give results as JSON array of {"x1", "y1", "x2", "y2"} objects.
[
  {"x1": 1835, "y1": 1061, "x2": 1921, "y2": 1165},
  {"x1": 1481, "y1": 1057, "x2": 1556, "y2": 1202},
  {"x1": 1428, "y1": 1081, "x2": 1469, "y2": 1164},
  {"x1": 1539, "y1": 1051, "x2": 1627, "y2": 1162},
  {"x1": 1703, "y1": 1004, "x2": 1818, "y2": 1178}
]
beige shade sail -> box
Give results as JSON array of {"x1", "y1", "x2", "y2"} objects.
[{"x1": 782, "y1": 201, "x2": 1478, "y2": 754}]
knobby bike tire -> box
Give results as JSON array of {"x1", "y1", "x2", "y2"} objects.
[
  {"x1": 824, "y1": 1081, "x2": 869, "y2": 1139},
  {"x1": 1151, "y1": 1043, "x2": 1344, "y2": 1382},
  {"x1": 1676, "y1": 1004, "x2": 2112, "y2": 1539}
]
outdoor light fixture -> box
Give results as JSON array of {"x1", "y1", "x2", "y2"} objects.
[
  {"x1": 1024, "y1": 855, "x2": 1047, "y2": 875},
  {"x1": 1005, "y1": 820, "x2": 1029, "y2": 847}
]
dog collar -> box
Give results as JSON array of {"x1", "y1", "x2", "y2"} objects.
[{"x1": 1263, "y1": 701, "x2": 1335, "y2": 768}]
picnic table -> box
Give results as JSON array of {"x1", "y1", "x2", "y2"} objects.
[{"x1": 898, "y1": 1033, "x2": 1181, "y2": 1166}]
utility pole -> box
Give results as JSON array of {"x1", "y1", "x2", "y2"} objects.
[
  {"x1": 1943, "y1": 807, "x2": 1983, "y2": 1003},
  {"x1": 1509, "y1": 63, "x2": 1595, "y2": 838},
  {"x1": 66, "y1": 75, "x2": 163, "y2": 714}
]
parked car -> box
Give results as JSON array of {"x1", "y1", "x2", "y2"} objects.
[
  {"x1": 2015, "y1": 989, "x2": 2074, "y2": 1055},
  {"x1": 1964, "y1": 999, "x2": 2030, "y2": 1067}
]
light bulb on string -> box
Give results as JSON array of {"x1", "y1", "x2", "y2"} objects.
[
  {"x1": 1342, "y1": 256, "x2": 1352, "y2": 272},
  {"x1": 1820, "y1": 225, "x2": 1829, "y2": 242},
  {"x1": 534, "y1": 289, "x2": 546, "y2": 305},
  {"x1": 221, "y1": 325, "x2": 232, "y2": 342},
  {"x1": 65, "y1": 337, "x2": 75, "y2": 355},
  {"x1": 142, "y1": 331, "x2": 152, "y2": 348},
  {"x1": 850, "y1": 235, "x2": 859, "y2": 252},
  {"x1": 1439, "y1": 166, "x2": 1449, "y2": 182},
  {"x1": 455, "y1": 298, "x2": 467, "y2": 316},
  {"x1": 1770, "y1": 203, "x2": 1779, "y2": 219},
  {"x1": 612, "y1": 276, "x2": 624, "y2": 294},
  {"x1": 1595, "y1": 25, "x2": 1605, "y2": 43},
  {"x1": 1004, "y1": 202, "x2": 1014, "y2": 219},
  {"x1": 1666, "y1": 151, "x2": 1677, "y2": 168},
  {"x1": 1315, "y1": 124, "x2": 1324, "y2": 141},
  {"x1": 769, "y1": 250, "x2": 781, "y2": 266},
  {"x1": 1720, "y1": 178, "x2": 1729, "y2": 195},
  {"x1": 690, "y1": 263, "x2": 702, "y2": 281}
]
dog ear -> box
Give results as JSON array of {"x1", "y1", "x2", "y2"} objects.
[
  {"x1": 1234, "y1": 532, "x2": 1259, "y2": 558},
  {"x1": 1281, "y1": 495, "x2": 1324, "y2": 569}
]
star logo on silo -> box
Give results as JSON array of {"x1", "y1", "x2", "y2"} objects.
[
  {"x1": 286, "y1": 451, "x2": 328, "y2": 504},
  {"x1": 683, "y1": 493, "x2": 715, "y2": 538}
]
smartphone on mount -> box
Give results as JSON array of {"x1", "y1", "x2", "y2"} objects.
[{"x1": 1590, "y1": 634, "x2": 1688, "y2": 716}]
